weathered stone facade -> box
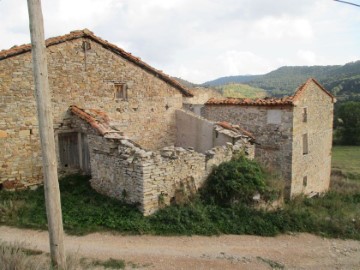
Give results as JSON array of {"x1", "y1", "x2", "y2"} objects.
[
  {"x1": 0, "y1": 30, "x2": 190, "y2": 188},
  {"x1": 291, "y1": 81, "x2": 334, "y2": 196},
  {"x1": 0, "y1": 29, "x2": 334, "y2": 213},
  {"x1": 68, "y1": 107, "x2": 254, "y2": 215},
  {"x1": 203, "y1": 79, "x2": 335, "y2": 198},
  {"x1": 0, "y1": 29, "x2": 255, "y2": 214}
]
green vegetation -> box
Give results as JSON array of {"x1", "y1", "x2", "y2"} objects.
[
  {"x1": 216, "y1": 83, "x2": 267, "y2": 99},
  {"x1": 0, "y1": 241, "x2": 128, "y2": 269},
  {"x1": 1, "y1": 154, "x2": 360, "y2": 240},
  {"x1": 334, "y1": 102, "x2": 360, "y2": 145},
  {"x1": 332, "y1": 146, "x2": 360, "y2": 179},
  {"x1": 202, "y1": 156, "x2": 273, "y2": 205},
  {"x1": 93, "y1": 258, "x2": 125, "y2": 269},
  {"x1": 203, "y1": 60, "x2": 360, "y2": 99}
]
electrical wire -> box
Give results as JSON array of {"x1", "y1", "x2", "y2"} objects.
[{"x1": 334, "y1": 0, "x2": 360, "y2": 8}]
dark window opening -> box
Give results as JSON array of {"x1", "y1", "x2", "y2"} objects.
[
  {"x1": 302, "y1": 133, "x2": 308, "y2": 155},
  {"x1": 165, "y1": 104, "x2": 169, "y2": 110},
  {"x1": 303, "y1": 176, "x2": 308, "y2": 187},
  {"x1": 0, "y1": 183, "x2": 3, "y2": 190},
  {"x1": 302, "y1": 107, "x2": 308, "y2": 122},
  {"x1": 115, "y1": 83, "x2": 127, "y2": 101}
]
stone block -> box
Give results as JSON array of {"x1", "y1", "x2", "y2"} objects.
[{"x1": 0, "y1": 130, "x2": 7, "y2": 138}]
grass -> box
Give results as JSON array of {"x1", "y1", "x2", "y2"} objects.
[
  {"x1": 0, "y1": 147, "x2": 360, "y2": 240},
  {"x1": 217, "y1": 83, "x2": 267, "y2": 98},
  {"x1": 93, "y1": 258, "x2": 125, "y2": 269},
  {"x1": 0, "y1": 240, "x2": 130, "y2": 269},
  {"x1": 1, "y1": 173, "x2": 360, "y2": 239},
  {"x1": 332, "y1": 146, "x2": 360, "y2": 179}
]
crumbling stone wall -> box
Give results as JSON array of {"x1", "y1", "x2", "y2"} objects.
[
  {"x1": 291, "y1": 80, "x2": 334, "y2": 196},
  {"x1": 89, "y1": 137, "x2": 253, "y2": 215},
  {"x1": 0, "y1": 37, "x2": 183, "y2": 187},
  {"x1": 65, "y1": 111, "x2": 254, "y2": 215},
  {"x1": 203, "y1": 105, "x2": 294, "y2": 195}
]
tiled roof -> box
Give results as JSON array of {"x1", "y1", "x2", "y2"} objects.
[
  {"x1": 292, "y1": 78, "x2": 336, "y2": 102},
  {"x1": 216, "y1": 121, "x2": 255, "y2": 140},
  {"x1": 0, "y1": 29, "x2": 192, "y2": 97},
  {"x1": 70, "y1": 105, "x2": 123, "y2": 138},
  {"x1": 206, "y1": 96, "x2": 294, "y2": 106},
  {"x1": 205, "y1": 78, "x2": 335, "y2": 106}
]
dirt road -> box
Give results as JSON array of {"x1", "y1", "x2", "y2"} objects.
[{"x1": 1, "y1": 226, "x2": 359, "y2": 269}]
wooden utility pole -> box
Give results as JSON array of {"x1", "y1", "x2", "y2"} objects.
[{"x1": 26, "y1": 0, "x2": 66, "y2": 268}]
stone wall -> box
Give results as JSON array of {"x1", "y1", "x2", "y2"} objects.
[
  {"x1": 66, "y1": 110, "x2": 254, "y2": 215},
  {"x1": 0, "y1": 37, "x2": 184, "y2": 187},
  {"x1": 291, "y1": 81, "x2": 334, "y2": 196},
  {"x1": 203, "y1": 105, "x2": 294, "y2": 195},
  {"x1": 90, "y1": 138, "x2": 254, "y2": 215},
  {"x1": 175, "y1": 109, "x2": 215, "y2": 153}
]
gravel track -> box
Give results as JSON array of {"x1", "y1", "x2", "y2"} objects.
[{"x1": 1, "y1": 226, "x2": 360, "y2": 269}]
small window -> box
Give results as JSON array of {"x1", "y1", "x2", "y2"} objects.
[
  {"x1": 302, "y1": 133, "x2": 308, "y2": 155},
  {"x1": 302, "y1": 107, "x2": 307, "y2": 122},
  {"x1": 115, "y1": 83, "x2": 127, "y2": 101},
  {"x1": 303, "y1": 176, "x2": 307, "y2": 187}
]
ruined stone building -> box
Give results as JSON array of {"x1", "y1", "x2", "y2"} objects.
[
  {"x1": 0, "y1": 29, "x2": 335, "y2": 214},
  {"x1": 203, "y1": 78, "x2": 336, "y2": 198},
  {"x1": 0, "y1": 29, "x2": 253, "y2": 215}
]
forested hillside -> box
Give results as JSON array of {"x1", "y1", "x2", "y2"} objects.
[{"x1": 202, "y1": 60, "x2": 360, "y2": 100}]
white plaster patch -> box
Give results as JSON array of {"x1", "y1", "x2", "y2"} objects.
[{"x1": 267, "y1": 110, "x2": 282, "y2": 124}]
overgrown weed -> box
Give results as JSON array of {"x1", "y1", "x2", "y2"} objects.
[{"x1": 1, "y1": 154, "x2": 360, "y2": 239}]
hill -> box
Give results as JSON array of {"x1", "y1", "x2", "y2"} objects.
[
  {"x1": 203, "y1": 60, "x2": 360, "y2": 100},
  {"x1": 217, "y1": 83, "x2": 267, "y2": 98}
]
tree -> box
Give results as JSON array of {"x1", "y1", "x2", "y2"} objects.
[{"x1": 337, "y1": 101, "x2": 360, "y2": 145}]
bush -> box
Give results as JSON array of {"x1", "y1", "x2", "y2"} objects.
[{"x1": 201, "y1": 155, "x2": 267, "y2": 206}]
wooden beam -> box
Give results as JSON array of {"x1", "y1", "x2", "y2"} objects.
[{"x1": 26, "y1": 0, "x2": 66, "y2": 268}]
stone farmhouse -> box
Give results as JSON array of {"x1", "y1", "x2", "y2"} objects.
[
  {"x1": 203, "y1": 78, "x2": 336, "y2": 198},
  {"x1": 0, "y1": 29, "x2": 254, "y2": 215},
  {"x1": 0, "y1": 29, "x2": 335, "y2": 214}
]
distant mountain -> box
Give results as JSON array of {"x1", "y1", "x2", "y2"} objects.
[
  {"x1": 173, "y1": 77, "x2": 198, "y2": 88},
  {"x1": 202, "y1": 61, "x2": 360, "y2": 100}
]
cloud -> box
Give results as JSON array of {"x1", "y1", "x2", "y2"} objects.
[
  {"x1": 0, "y1": 0, "x2": 359, "y2": 83},
  {"x1": 251, "y1": 16, "x2": 314, "y2": 40},
  {"x1": 297, "y1": 50, "x2": 317, "y2": 65}
]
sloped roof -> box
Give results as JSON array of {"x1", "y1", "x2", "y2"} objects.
[
  {"x1": 292, "y1": 78, "x2": 336, "y2": 103},
  {"x1": 0, "y1": 29, "x2": 192, "y2": 97},
  {"x1": 70, "y1": 105, "x2": 123, "y2": 138},
  {"x1": 206, "y1": 96, "x2": 294, "y2": 106},
  {"x1": 205, "y1": 78, "x2": 335, "y2": 106}
]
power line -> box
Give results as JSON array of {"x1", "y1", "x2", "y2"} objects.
[{"x1": 334, "y1": 0, "x2": 360, "y2": 7}]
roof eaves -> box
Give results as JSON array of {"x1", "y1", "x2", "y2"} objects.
[
  {"x1": 292, "y1": 78, "x2": 336, "y2": 103},
  {"x1": 205, "y1": 97, "x2": 294, "y2": 106}
]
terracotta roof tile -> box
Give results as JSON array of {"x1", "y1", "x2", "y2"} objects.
[
  {"x1": 205, "y1": 78, "x2": 335, "y2": 106},
  {"x1": 70, "y1": 105, "x2": 122, "y2": 137},
  {"x1": 206, "y1": 96, "x2": 294, "y2": 106},
  {"x1": 0, "y1": 29, "x2": 192, "y2": 97}
]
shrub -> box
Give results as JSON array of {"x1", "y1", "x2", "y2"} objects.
[{"x1": 201, "y1": 155, "x2": 267, "y2": 206}]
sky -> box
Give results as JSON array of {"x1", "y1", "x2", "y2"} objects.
[{"x1": 0, "y1": 0, "x2": 359, "y2": 84}]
